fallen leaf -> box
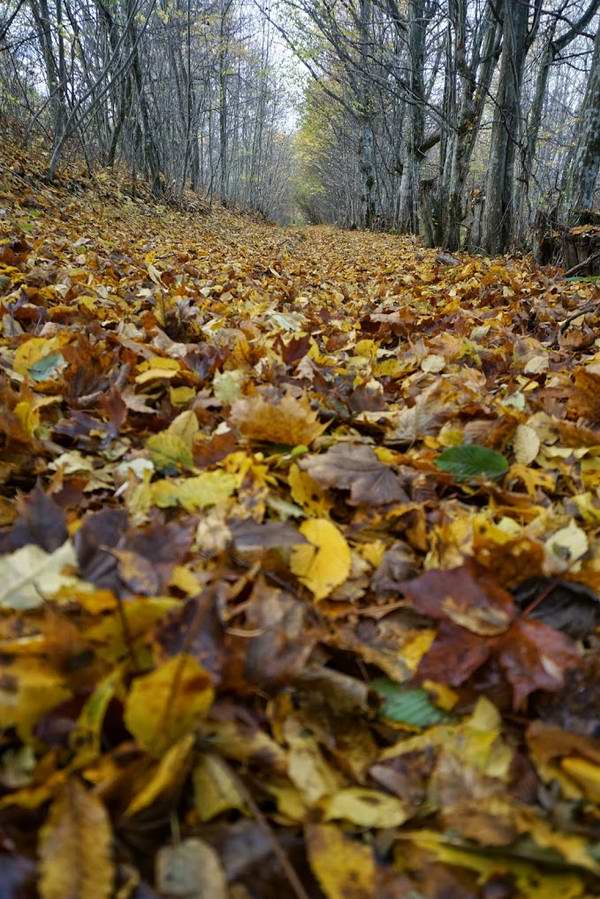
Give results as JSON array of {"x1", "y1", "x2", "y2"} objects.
[
  {"x1": 38, "y1": 779, "x2": 113, "y2": 899},
  {"x1": 124, "y1": 654, "x2": 214, "y2": 754},
  {"x1": 305, "y1": 824, "x2": 376, "y2": 899},
  {"x1": 290, "y1": 518, "x2": 351, "y2": 600},
  {"x1": 231, "y1": 392, "x2": 325, "y2": 445},
  {"x1": 156, "y1": 838, "x2": 227, "y2": 899},
  {"x1": 300, "y1": 442, "x2": 408, "y2": 505},
  {"x1": 0, "y1": 540, "x2": 77, "y2": 609}
]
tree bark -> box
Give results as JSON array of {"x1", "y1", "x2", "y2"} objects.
[{"x1": 483, "y1": 0, "x2": 530, "y2": 254}]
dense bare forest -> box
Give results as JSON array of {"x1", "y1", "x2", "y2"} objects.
[{"x1": 1, "y1": 0, "x2": 600, "y2": 251}]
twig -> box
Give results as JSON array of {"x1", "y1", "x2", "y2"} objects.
[
  {"x1": 521, "y1": 578, "x2": 559, "y2": 618},
  {"x1": 220, "y1": 759, "x2": 311, "y2": 899},
  {"x1": 559, "y1": 301, "x2": 597, "y2": 332},
  {"x1": 563, "y1": 251, "x2": 600, "y2": 278}
]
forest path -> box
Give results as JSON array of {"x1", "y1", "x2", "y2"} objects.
[{"x1": 3, "y1": 144, "x2": 600, "y2": 897}]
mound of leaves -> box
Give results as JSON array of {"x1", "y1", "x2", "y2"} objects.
[{"x1": 3, "y1": 140, "x2": 600, "y2": 898}]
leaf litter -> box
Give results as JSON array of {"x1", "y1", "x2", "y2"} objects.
[{"x1": 2, "y1": 140, "x2": 600, "y2": 897}]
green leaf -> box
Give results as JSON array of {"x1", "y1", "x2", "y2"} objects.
[
  {"x1": 436, "y1": 444, "x2": 508, "y2": 481},
  {"x1": 29, "y1": 352, "x2": 66, "y2": 382},
  {"x1": 371, "y1": 679, "x2": 451, "y2": 727}
]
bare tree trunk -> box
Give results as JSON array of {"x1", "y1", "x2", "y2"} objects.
[
  {"x1": 398, "y1": 0, "x2": 429, "y2": 233},
  {"x1": 483, "y1": 0, "x2": 531, "y2": 254},
  {"x1": 563, "y1": 20, "x2": 600, "y2": 217},
  {"x1": 443, "y1": 0, "x2": 500, "y2": 250}
]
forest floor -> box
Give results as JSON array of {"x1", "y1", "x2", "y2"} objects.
[{"x1": 3, "y1": 140, "x2": 600, "y2": 899}]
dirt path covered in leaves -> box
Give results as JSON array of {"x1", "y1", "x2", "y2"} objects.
[{"x1": 3, "y1": 142, "x2": 600, "y2": 898}]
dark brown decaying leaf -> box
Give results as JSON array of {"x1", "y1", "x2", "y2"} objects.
[
  {"x1": 0, "y1": 483, "x2": 67, "y2": 553},
  {"x1": 416, "y1": 620, "x2": 492, "y2": 686},
  {"x1": 496, "y1": 618, "x2": 581, "y2": 710},
  {"x1": 399, "y1": 561, "x2": 516, "y2": 636}
]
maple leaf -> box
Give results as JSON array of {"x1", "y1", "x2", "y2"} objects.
[
  {"x1": 230, "y1": 391, "x2": 326, "y2": 445},
  {"x1": 300, "y1": 442, "x2": 409, "y2": 505}
]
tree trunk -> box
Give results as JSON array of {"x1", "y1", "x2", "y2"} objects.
[
  {"x1": 563, "y1": 22, "x2": 600, "y2": 217},
  {"x1": 483, "y1": 0, "x2": 530, "y2": 255}
]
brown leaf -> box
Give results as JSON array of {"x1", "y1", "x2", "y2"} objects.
[
  {"x1": 567, "y1": 368, "x2": 600, "y2": 424},
  {"x1": 417, "y1": 620, "x2": 492, "y2": 686},
  {"x1": 0, "y1": 483, "x2": 67, "y2": 554},
  {"x1": 300, "y1": 443, "x2": 408, "y2": 506},
  {"x1": 230, "y1": 391, "x2": 325, "y2": 445},
  {"x1": 399, "y1": 561, "x2": 516, "y2": 635},
  {"x1": 496, "y1": 618, "x2": 581, "y2": 709}
]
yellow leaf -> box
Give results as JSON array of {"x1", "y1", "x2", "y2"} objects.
[
  {"x1": 167, "y1": 409, "x2": 199, "y2": 449},
  {"x1": 321, "y1": 787, "x2": 409, "y2": 827},
  {"x1": 169, "y1": 564, "x2": 201, "y2": 595},
  {"x1": 146, "y1": 432, "x2": 194, "y2": 471},
  {"x1": 284, "y1": 716, "x2": 344, "y2": 804},
  {"x1": 0, "y1": 658, "x2": 71, "y2": 741},
  {"x1": 561, "y1": 756, "x2": 600, "y2": 802},
  {"x1": 135, "y1": 357, "x2": 180, "y2": 384},
  {"x1": 398, "y1": 831, "x2": 584, "y2": 899},
  {"x1": 14, "y1": 400, "x2": 41, "y2": 437},
  {"x1": 70, "y1": 670, "x2": 121, "y2": 767},
  {"x1": 38, "y1": 779, "x2": 114, "y2": 899},
  {"x1": 169, "y1": 385, "x2": 196, "y2": 405},
  {"x1": 290, "y1": 518, "x2": 351, "y2": 600},
  {"x1": 13, "y1": 336, "x2": 60, "y2": 376},
  {"x1": 306, "y1": 824, "x2": 376, "y2": 899},
  {"x1": 125, "y1": 734, "x2": 194, "y2": 816},
  {"x1": 193, "y1": 753, "x2": 247, "y2": 821},
  {"x1": 124, "y1": 654, "x2": 214, "y2": 755},
  {"x1": 151, "y1": 471, "x2": 237, "y2": 510}
]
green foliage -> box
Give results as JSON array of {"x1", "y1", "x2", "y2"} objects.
[
  {"x1": 436, "y1": 444, "x2": 509, "y2": 481},
  {"x1": 371, "y1": 679, "x2": 451, "y2": 727}
]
